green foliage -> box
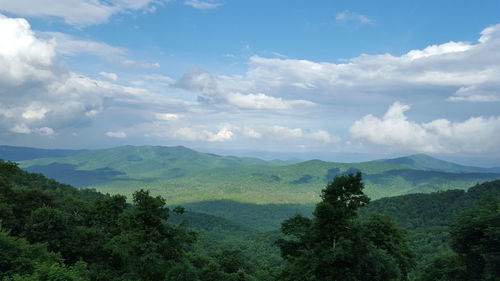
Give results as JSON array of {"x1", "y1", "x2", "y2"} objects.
[
  {"x1": 359, "y1": 180, "x2": 500, "y2": 262},
  {"x1": 415, "y1": 252, "x2": 465, "y2": 281},
  {"x1": 278, "y1": 173, "x2": 414, "y2": 281},
  {"x1": 0, "y1": 159, "x2": 275, "y2": 281},
  {"x1": 449, "y1": 197, "x2": 500, "y2": 281},
  {"x1": 0, "y1": 230, "x2": 61, "y2": 279},
  {"x1": 4, "y1": 262, "x2": 89, "y2": 281}
]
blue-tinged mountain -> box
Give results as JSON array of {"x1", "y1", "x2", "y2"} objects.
[
  {"x1": 10, "y1": 145, "x2": 500, "y2": 204},
  {"x1": 0, "y1": 145, "x2": 86, "y2": 161},
  {"x1": 378, "y1": 154, "x2": 500, "y2": 173}
]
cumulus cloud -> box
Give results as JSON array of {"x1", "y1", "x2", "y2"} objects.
[
  {"x1": 99, "y1": 72, "x2": 118, "y2": 81},
  {"x1": 335, "y1": 11, "x2": 372, "y2": 24},
  {"x1": 176, "y1": 67, "x2": 314, "y2": 110},
  {"x1": 0, "y1": 14, "x2": 56, "y2": 87},
  {"x1": 350, "y1": 102, "x2": 500, "y2": 153},
  {"x1": 106, "y1": 131, "x2": 127, "y2": 138},
  {"x1": 0, "y1": 0, "x2": 162, "y2": 26},
  {"x1": 185, "y1": 0, "x2": 222, "y2": 10},
  {"x1": 177, "y1": 23, "x2": 500, "y2": 106},
  {"x1": 0, "y1": 13, "x2": 184, "y2": 139}
]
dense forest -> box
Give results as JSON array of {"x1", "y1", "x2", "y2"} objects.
[{"x1": 0, "y1": 159, "x2": 498, "y2": 280}]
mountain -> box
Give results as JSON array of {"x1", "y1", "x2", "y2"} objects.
[
  {"x1": 359, "y1": 180, "x2": 500, "y2": 260},
  {"x1": 2, "y1": 156, "x2": 499, "y2": 273},
  {"x1": 0, "y1": 145, "x2": 86, "y2": 161},
  {"x1": 10, "y1": 145, "x2": 500, "y2": 204},
  {"x1": 378, "y1": 154, "x2": 500, "y2": 173}
]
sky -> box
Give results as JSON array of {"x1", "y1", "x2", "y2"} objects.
[{"x1": 1, "y1": 0, "x2": 500, "y2": 165}]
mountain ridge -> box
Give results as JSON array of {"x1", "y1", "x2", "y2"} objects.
[
  {"x1": 3, "y1": 144, "x2": 500, "y2": 204},
  {"x1": 378, "y1": 153, "x2": 500, "y2": 173}
]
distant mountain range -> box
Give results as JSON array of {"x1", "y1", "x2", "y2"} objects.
[
  {"x1": 2, "y1": 144, "x2": 500, "y2": 204},
  {"x1": 377, "y1": 154, "x2": 500, "y2": 174},
  {"x1": 0, "y1": 145, "x2": 86, "y2": 161}
]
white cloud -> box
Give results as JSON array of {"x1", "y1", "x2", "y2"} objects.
[
  {"x1": 176, "y1": 68, "x2": 314, "y2": 110},
  {"x1": 185, "y1": 0, "x2": 222, "y2": 10},
  {"x1": 0, "y1": 14, "x2": 56, "y2": 87},
  {"x1": 350, "y1": 102, "x2": 500, "y2": 153},
  {"x1": 41, "y1": 31, "x2": 124, "y2": 58},
  {"x1": 335, "y1": 11, "x2": 372, "y2": 24},
  {"x1": 0, "y1": 0, "x2": 162, "y2": 26},
  {"x1": 38, "y1": 31, "x2": 159, "y2": 69},
  {"x1": 21, "y1": 105, "x2": 49, "y2": 120},
  {"x1": 0, "y1": 14, "x2": 185, "y2": 139},
  {"x1": 106, "y1": 131, "x2": 127, "y2": 138},
  {"x1": 226, "y1": 92, "x2": 314, "y2": 110},
  {"x1": 267, "y1": 125, "x2": 304, "y2": 139},
  {"x1": 403, "y1": 41, "x2": 472, "y2": 60},
  {"x1": 177, "y1": 23, "x2": 500, "y2": 107},
  {"x1": 174, "y1": 125, "x2": 234, "y2": 142},
  {"x1": 308, "y1": 130, "x2": 339, "y2": 143},
  {"x1": 10, "y1": 124, "x2": 55, "y2": 136},
  {"x1": 208, "y1": 126, "x2": 234, "y2": 142},
  {"x1": 155, "y1": 113, "x2": 182, "y2": 121},
  {"x1": 448, "y1": 86, "x2": 500, "y2": 102},
  {"x1": 99, "y1": 72, "x2": 118, "y2": 81}
]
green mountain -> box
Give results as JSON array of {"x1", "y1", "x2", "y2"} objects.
[
  {"x1": 378, "y1": 154, "x2": 500, "y2": 173},
  {"x1": 14, "y1": 145, "x2": 500, "y2": 204}
]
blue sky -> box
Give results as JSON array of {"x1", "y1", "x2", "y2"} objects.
[{"x1": 1, "y1": 0, "x2": 500, "y2": 165}]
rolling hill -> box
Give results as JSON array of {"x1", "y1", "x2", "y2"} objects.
[{"x1": 9, "y1": 145, "x2": 500, "y2": 204}]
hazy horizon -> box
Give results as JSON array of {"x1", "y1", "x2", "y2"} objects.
[{"x1": 3, "y1": 142, "x2": 500, "y2": 168}]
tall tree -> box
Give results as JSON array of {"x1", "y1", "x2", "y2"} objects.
[{"x1": 278, "y1": 173, "x2": 414, "y2": 281}]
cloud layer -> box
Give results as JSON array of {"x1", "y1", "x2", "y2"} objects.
[
  {"x1": 350, "y1": 102, "x2": 500, "y2": 153},
  {"x1": 0, "y1": 0, "x2": 162, "y2": 26},
  {"x1": 1, "y1": 11, "x2": 499, "y2": 158},
  {"x1": 0, "y1": 14, "x2": 180, "y2": 141},
  {"x1": 179, "y1": 23, "x2": 500, "y2": 106}
]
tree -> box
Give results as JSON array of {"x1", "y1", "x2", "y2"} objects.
[
  {"x1": 277, "y1": 173, "x2": 414, "y2": 281},
  {"x1": 107, "y1": 189, "x2": 196, "y2": 281},
  {"x1": 449, "y1": 196, "x2": 500, "y2": 281}
]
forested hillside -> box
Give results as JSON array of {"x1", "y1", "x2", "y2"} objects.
[
  {"x1": 15, "y1": 145, "x2": 500, "y2": 204},
  {"x1": 0, "y1": 160, "x2": 276, "y2": 280},
  {"x1": 1, "y1": 158, "x2": 498, "y2": 280},
  {"x1": 360, "y1": 180, "x2": 500, "y2": 261}
]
